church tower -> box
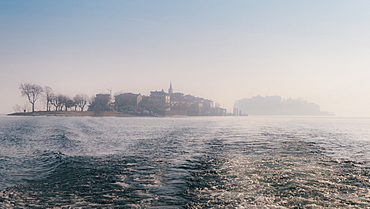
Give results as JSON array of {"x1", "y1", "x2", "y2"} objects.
[{"x1": 168, "y1": 82, "x2": 173, "y2": 94}]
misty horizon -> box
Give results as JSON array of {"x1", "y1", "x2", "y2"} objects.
[
  {"x1": 3, "y1": 2, "x2": 370, "y2": 207},
  {"x1": 2, "y1": 1, "x2": 370, "y2": 116},
  {"x1": 13, "y1": 82, "x2": 336, "y2": 118}
]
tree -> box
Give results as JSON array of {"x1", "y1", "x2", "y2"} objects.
[
  {"x1": 44, "y1": 86, "x2": 53, "y2": 111},
  {"x1": 73, "y1": 94, "x2": 88, "y2": 111},
  {"x1": 49, "y1": 94, "x2": 60, "y2": 111},
  {"x1": 50, "y1": 94, "x2": 68, "y2": 111},
  {"x1": 19, "y1": 83, "x2": 44, "y2": 112},
  {"x1": 58, "y1": 94, "x2": 68, "y2": 111},
  {"x1": 89, "y1": 94, "x2": 111, "y2": 116},
  {"x1": 65, "y1": 99, "x2": 75, "y2": 111}
]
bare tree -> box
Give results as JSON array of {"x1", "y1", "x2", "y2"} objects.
[
  {"x1": 44, "y1": 86, "x2": 53, "y2": 111},
  {"x1": 73, "y1": 94, "x2": 88, "y2": 111},
  {"x1": 49, "y1": 94, "x2": 60, "y2": 111},
  {"x1": 50, "y1": 94, "x2": 68, "y2": 111},
  {"x1": 19, "y1": 83, "x2": 44, "y2": 112},
  {"x1": 58, "y1": 94, "x2": 68, "y2": 111}
]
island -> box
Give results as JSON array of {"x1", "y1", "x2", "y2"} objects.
[
  {"x1": 10, "y1": 83, "x2": 227, "y2": 117},
  {"x1": 233, "y1": 95, "x2": 334, "y2": 116}
]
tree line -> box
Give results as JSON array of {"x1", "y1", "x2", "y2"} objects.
[{"x1": 19, "y1": 83, "x2": 89, "y2": 112}]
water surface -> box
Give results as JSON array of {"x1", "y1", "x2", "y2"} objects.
[{"x1": 1, "y1": 116, "x2": 370, "y2": 208}]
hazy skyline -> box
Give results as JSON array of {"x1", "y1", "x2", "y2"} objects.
[{"x1": 1, "y1": 1, "x2": 370, "y2": 116}]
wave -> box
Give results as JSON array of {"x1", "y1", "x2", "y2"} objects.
[{"x1": 1, "y1": 116, "x2": 370, "y2": 208}]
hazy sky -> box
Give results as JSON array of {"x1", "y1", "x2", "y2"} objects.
[{"x1": 1, "y1": 1, "x2": 370, "y2": 116}]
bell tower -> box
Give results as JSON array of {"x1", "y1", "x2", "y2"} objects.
[{"x1": 168, "y1": 82, "x2": 173, "y2": 94}]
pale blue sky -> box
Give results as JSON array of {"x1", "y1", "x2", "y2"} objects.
[{"x1": 1, "y1": 1, "x2": 370, "y2": 116}]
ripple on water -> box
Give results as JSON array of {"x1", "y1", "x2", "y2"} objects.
[{"x1": 1, "y1": 117, "x2": 370, "y2": 208}]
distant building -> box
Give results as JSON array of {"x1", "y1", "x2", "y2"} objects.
[
  {"x1": 168, "y1": 82, "x2": 173, "y2": 94},
  {"x1": 96, "y1": 94, "x2": 111, "y2": 104},
  {"x1": 166, "y1": 83, "x2": 219, "y2": 116},
  {"x1": 139, "y1": 89, "x2": 170, "y2": 115},
  {"x1": 149, "y1": 90, "x2": 171, "y2": 107},
  {"x1": 107, "y1": 82, "x2": 226, "y2": 116},
  {"x1": 114, "y1": 93, "x2": 142, "y2": 112},
  {"x1": 213, "y1": 107, "x2": 227, "y2": 116}
]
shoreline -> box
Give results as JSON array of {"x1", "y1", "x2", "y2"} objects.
[
  {"x1": 7, "y1": 111, "x2": 145, "y2": 117},
  {"x1": 6, "y1": 111, "x2": 231, "y2": 118}
]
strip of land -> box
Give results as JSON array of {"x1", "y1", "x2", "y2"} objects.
[{"x1": 7, "y1": 111, "x2": 140, "y2": 117}]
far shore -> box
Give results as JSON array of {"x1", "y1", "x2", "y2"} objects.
[
  {"x1": 7, "y1": 111, "x2": 145, "y2": 117},
  {"x1": 6, "y1": 111, "x2": 230, "y2": 118}
]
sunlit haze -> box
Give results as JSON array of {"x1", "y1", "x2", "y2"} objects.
[{"x1": 1, "y1": 1, "x2": 370, "y2": 116}]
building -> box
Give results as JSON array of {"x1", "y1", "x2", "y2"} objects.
[
  {"x1": 166, "y1": 83, "x2": 218, "y2": 116},
  {"x1": 139, "y1": 89, "x2": 170, "y2": 115},
  {"x1": 110, "y1": 83, "x2": 226, "y2": 116},
  {"x1": 114, "y1": 93, "x2": 142, "y2": 112},
  {"x1": 168, "y1": 82, "x2": 173, "y2": 94}
]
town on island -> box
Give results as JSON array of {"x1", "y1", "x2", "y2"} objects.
[{"x1": 9, "y1": 83, "x2": 228, "y2": 117}]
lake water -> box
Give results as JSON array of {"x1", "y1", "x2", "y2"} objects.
[{"x1": 1, "y1": 116, "x2": 370, "y2": 208}]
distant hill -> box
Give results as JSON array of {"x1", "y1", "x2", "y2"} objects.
[{"x1": 234, "y1": 96, "x2": 334, "y2": 116}]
